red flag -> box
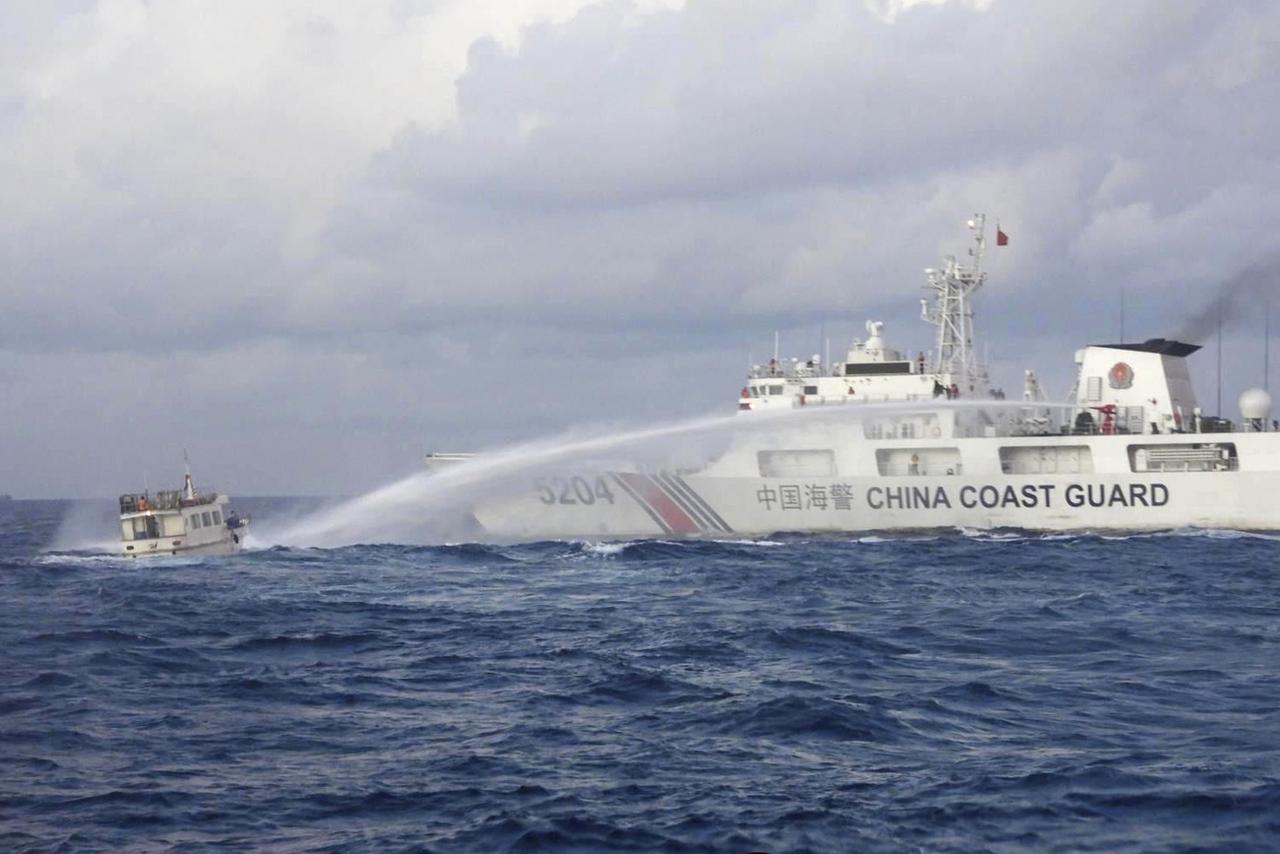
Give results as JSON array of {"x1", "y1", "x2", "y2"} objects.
[{"x1": 996, "y1": 227, "x2": 1009, "y2": 246}]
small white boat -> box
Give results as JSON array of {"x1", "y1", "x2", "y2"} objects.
[{"x1": 119, "y1": 465, "x2": 248, "y2": 557}]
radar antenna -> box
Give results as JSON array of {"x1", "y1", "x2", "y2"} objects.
[{"x1": 920, "y1": 214, "x2": 990, "y2": 390}]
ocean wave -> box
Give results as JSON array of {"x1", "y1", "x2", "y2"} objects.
[
  {"x1": 5, "y1": 497, "x2": 1280, "y2": 851},
  {"x1": 766, "y1": 625, "x2": 916, "y2": 657},
  {"x1": 701, "y1": 695, "x2": 908, "y2": 743},
  {"x1": 230, "y1": 631, "x2": 387, "y2": 652}
]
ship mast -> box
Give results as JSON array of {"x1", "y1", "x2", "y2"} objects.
[{"x1": 920, "y1": 214, "x2": 989, "y2": 390}]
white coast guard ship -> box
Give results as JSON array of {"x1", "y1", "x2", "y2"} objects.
[
  {"x1": 428, "y1": 215, "x2": 1279, "y2": 539},
  {"x1": 119, "y1": 465, "x2": 248, "y2": 556}
]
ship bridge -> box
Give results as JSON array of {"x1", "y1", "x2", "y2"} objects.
[
  {"x1": 740, "y1": 320, "x2": 942, "y2": 412},
  {"x1": 739, "y1": 216, "x2": 999, "y2": 414}
]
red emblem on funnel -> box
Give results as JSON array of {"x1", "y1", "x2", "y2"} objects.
[{"x1": 1108, "y1": 361, "x2": 1134, "y2": 389}]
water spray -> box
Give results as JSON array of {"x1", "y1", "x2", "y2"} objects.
[{"x1": 265, "y1": 399, "x2": 1075, "y2": 549}]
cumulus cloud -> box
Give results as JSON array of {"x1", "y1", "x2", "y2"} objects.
[{"x1": 2, "y1": 0, "x2": 1280, "y2": 496}]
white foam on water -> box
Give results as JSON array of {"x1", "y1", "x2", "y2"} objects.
[
  {"x1": 956, "y1": 526, "x2": 1025, "y2": 541},
  {"x1": 1179, "y1": 527, "x2": 1280, "y2": 541},
  {"x1": 710, "y1": 538, "x2": 787, "y2": 547},
  {"x1": 30, "y1": 550, "x2": 216, "y2": 568},
  {"x1": 572, "y1": 541, "x2": 634, "y2": 556},
  {"x1": 31, "y1": 552, "x2": 131, "y2": 566},
  {"x1": 1089, "y1": 527, "x2": 1280, "y2": 542}
]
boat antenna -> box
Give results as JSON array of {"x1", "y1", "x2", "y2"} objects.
[
  {"x1": 1266, "y1": 296, "x2": 1271, "y2": 394},
  {"x1": 1217, "y1": 302, "x2": 1223, "y2": 416},
  {"x1": 183, "y1": 449, "x2": 195, "y2": 501},
  {"x1": 773, "y1": 330, "x2": 780, "y2": 363}
]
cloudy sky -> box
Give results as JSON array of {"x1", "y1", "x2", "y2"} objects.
[{"x1": 3, "y1": 0, "x2": 1280, "y2": 498}]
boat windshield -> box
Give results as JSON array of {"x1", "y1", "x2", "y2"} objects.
[{"x1": 122, "y1": 515, "x2": 161, "y2": 541}]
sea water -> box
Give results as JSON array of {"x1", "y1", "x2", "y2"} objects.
[{"x1": 3, "y1": 497, "x2": 1279, "y2": 852}]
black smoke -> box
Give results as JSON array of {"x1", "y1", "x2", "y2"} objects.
[{"x1": 1176, "y1": 255, "x2": 1280, "y2": 343}]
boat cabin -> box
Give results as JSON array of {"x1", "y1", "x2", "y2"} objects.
[{"x1": 118, "y1": 470, "x2": 246, "y2": 556}]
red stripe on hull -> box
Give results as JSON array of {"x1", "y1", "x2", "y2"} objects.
[{"x1": 617, "y1": 473, "x2": 701, "y2": 535}]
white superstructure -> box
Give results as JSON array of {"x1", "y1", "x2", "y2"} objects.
[
  {"x1": 430, "y1": 216, "x2": 1280, "y2": 540},
  {"x1": 119, "y1": 464, "x2": 248, "y2": 557}
]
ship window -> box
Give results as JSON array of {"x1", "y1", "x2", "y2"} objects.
[
  {"x1": 202, "y1": 511, "x2": 213, "y2": 526},
  {"x1": 757, "y1": 450, "x2": 837, "y2": 478},
  {"x1": 121, "y1": 521, "x2": 135, "y2": 541},
  {"x1": 804, "y1": 385, "x2": 818, "y2": 395},
  {"x1": 1129, "y1": 443, "x2": 1237, "y2": 472},
  {"x1": 769, "y1": 385, "x2": 784, "y2": 395},
  {"x1": 131, "y1": 516, "x2": 159, "y2": 539},
  {"x1": 875, "y1": 447, "x2": 960, "y2": 476},
  {"x1": 212, "y1": 511, "x2": 222, "y2": 525},
  {"x1": 863, "y1": 421, "x2": 919, "y2": 440},
  {"x1": 845, "y1": 362, "x2": 912, "y2": 376},
  {"x1": 999, "y1": 445, "x2": 1094, "y2": 474},
  {"x1": 191, "y1": 514, "x2": 201, "y2": 529}
]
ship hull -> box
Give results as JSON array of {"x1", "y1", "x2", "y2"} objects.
[
  {"x1": 468, "y1": 432, "x2": 1280, "y2": 540},
  {"x1": 121, "y1": 534, "x2": 243, "y2": 558},
  {"x1": 474, "y1": 472, "x2": 1276, "y2": 539}
]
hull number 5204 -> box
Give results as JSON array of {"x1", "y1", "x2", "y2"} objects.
[{"x1": 535, "y1": 476, "x2": 616, "y2": 505}]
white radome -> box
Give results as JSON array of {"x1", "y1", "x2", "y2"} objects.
[{"x1": 1239, "y1": 388, "x2": 1272, "y2": 422}]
